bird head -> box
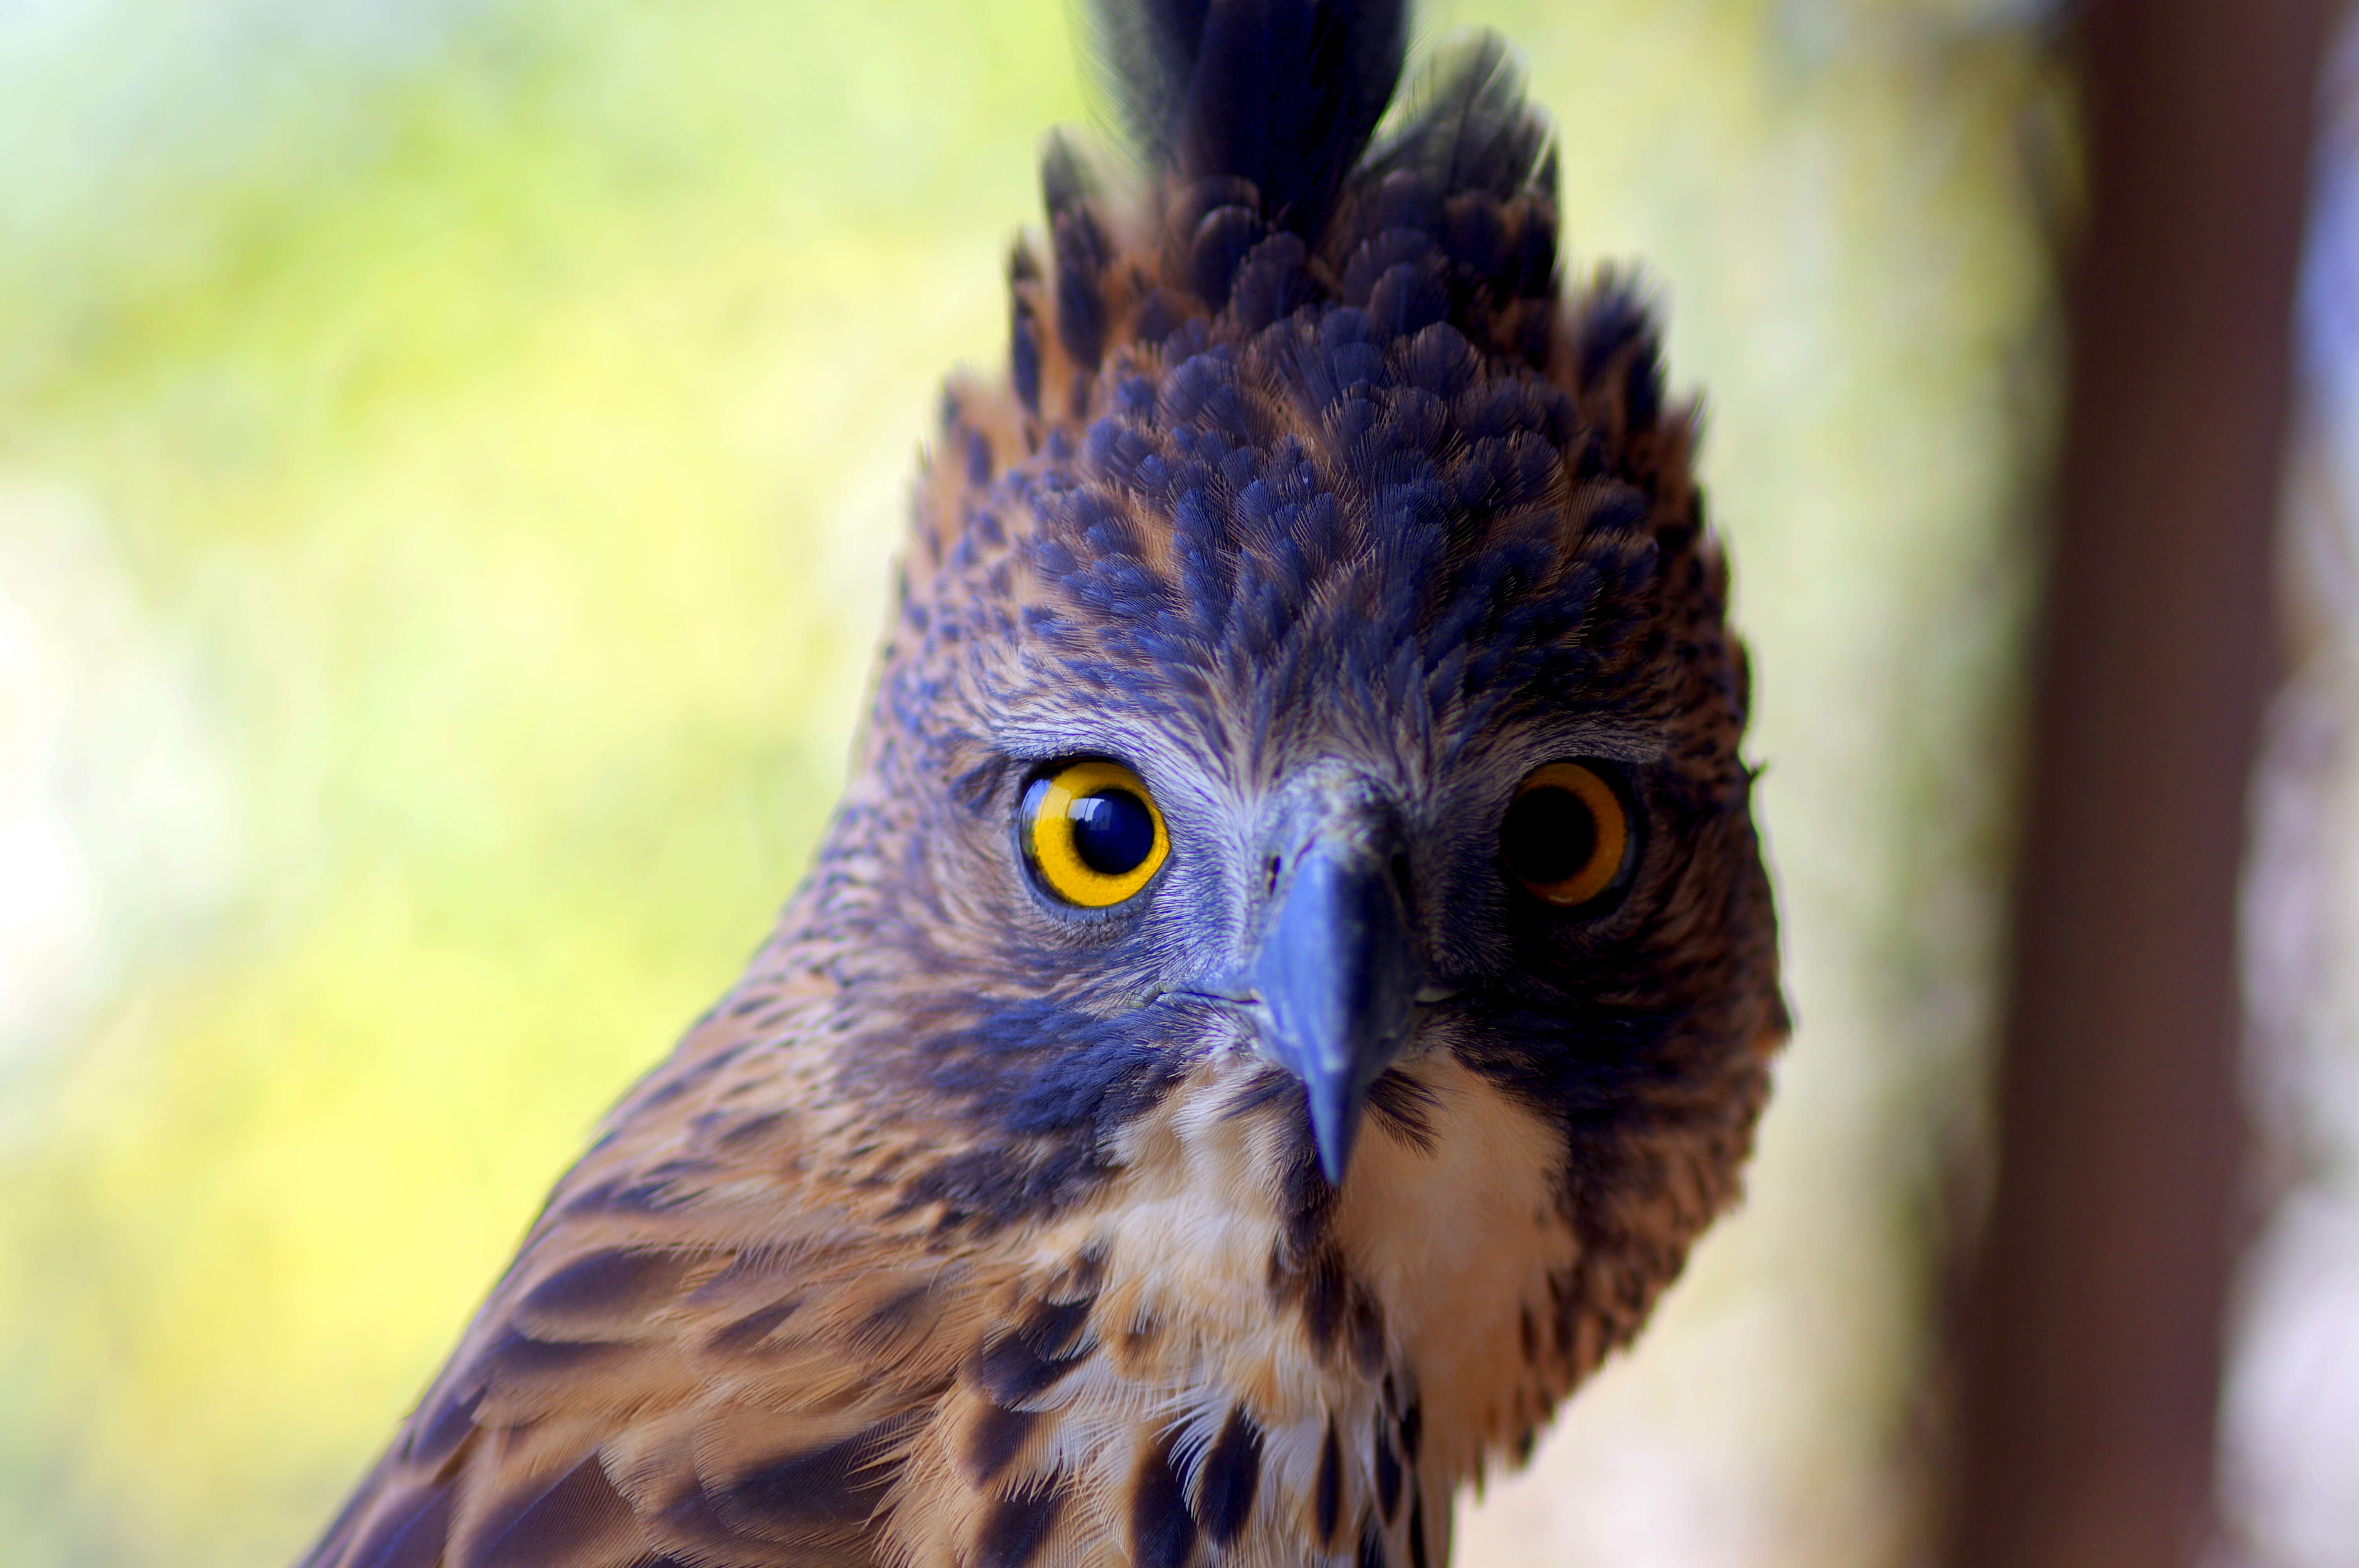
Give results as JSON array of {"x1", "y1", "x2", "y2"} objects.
[
  {"x1": 289, "y1": 16, "x2": 1791, "y2": 1566},
  {"x1": 798, "y1": 3, "x2": 1783, "y2": 1305}
]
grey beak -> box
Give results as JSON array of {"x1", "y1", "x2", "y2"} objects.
[{"x1": 1249, "y1": 821, "x2": 1422, "y2": 1185}]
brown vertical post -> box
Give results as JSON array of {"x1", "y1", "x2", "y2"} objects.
[{"x1": 1946, "y1": 2, "x2": 2329, "y2": 1566}]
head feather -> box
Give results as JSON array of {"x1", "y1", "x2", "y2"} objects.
[{"x1": 1085, "y1": 0, "x2": 1411, "y2": 239}]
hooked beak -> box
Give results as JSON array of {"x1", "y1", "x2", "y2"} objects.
[{"x1": 1249, "y1": 815, "x2": 1423, "y2": 1185}]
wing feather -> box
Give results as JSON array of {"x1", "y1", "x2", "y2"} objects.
[{"x1": 297, "y1": 1065, "x2": 1004, "y2": 1568}]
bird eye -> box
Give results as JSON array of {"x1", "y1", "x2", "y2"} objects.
[
  {"x1": 1501, "y1": 762, "x2": 1633, "y2": 907},
  {"x1": 1022, "y1": 760, "x2": 1169, "y2": 908}
]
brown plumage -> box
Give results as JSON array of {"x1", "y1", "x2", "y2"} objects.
[{"x1": 298, "y1": 5, "x2": 1785, "y2": 1566}]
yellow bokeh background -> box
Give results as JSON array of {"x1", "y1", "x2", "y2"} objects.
[{"x1": 0, "y1": 2, "x2": 2056, "y2": 1563}]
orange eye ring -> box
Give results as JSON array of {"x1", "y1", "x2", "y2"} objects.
[
  {"x1": 1501, "y1": 762, "x2": 1632, "y2": 907},
  {"x1": 1022, "y1": 760, "x2": 1169, "y2": 908}
]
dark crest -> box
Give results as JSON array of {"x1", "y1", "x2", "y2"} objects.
[
  {"x1": 896, "y1": 0, "x2": 1704, "y2": 766},
  {"x1": 1045, "y1": 0, "x2": 1578, "y2": 379}
]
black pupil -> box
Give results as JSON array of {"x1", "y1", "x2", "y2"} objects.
[
  {"x1": 1502, "y1": 786, "x2": 1599, "y2": 887},
  {"x1": 1069, "y1": 789, "x2": 1154, "y2": 876}
]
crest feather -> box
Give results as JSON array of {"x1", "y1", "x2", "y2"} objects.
[{"x1": 1085, "y1": 0, "x2": 1411, "y2": 238}]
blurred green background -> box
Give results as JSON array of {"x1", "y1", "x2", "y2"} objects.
[{"x1": 0, "y1": 1, "x2": 2058, "y2": 1563}]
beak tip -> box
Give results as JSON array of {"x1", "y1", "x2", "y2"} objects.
[
  {"x1": 1307, "y1": 1094, "x2": 1359, "y2": 1187},
  {"x1": 1314, "y1": 1141, "x2": 1347, "y2": 1187},
  {"x1": 1253, "y1": 818, "x2": 1421, "y2": 1196}
]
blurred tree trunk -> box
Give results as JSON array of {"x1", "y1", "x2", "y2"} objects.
[{"x1": 1946, "y1": 2, "x2": 2330, "y2": 1566}]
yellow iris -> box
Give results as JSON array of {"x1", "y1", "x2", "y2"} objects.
[
  {"x1": 1503, "y1": 761, "x2": 1631, "y2": 907},
  {"x1": 1023, "y1": 759, "x2": 1169, "y2": 907}
]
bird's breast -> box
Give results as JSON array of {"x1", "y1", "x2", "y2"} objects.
[{"x1": 927, "y1": 1047, "x2": 1579, "y2": 1566}]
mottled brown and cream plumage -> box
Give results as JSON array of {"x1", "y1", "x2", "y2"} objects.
[{"x1": 298, "y1": 4, "x2": 1785, "y2": 1566}]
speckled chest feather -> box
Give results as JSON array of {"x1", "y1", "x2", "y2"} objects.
[{"x1": 298, "y1": 4, "x2": 1785, "y2": 1566}]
